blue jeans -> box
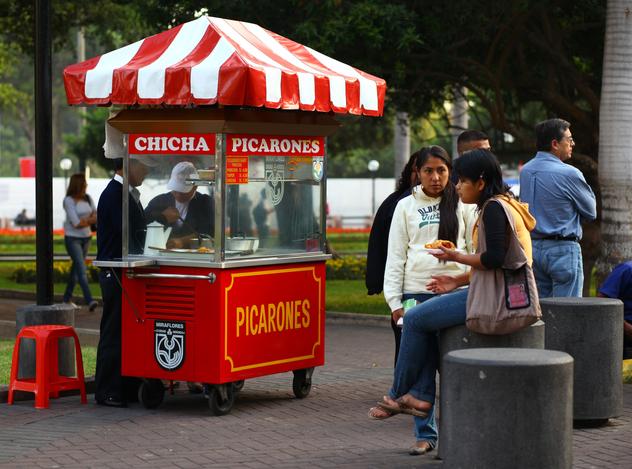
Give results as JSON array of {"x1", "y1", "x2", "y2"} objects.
[
  {"x1": 390, "y1": 288, "x2": 469, "y2": 445},
  {"x1": 532, "y1": 239, "x2": 583, "y2": 297},
  {"x1": 63, "y1": 236, "x2": 93, "y2": 304},
  {"x1": 401, "y1": 293, "x2": 437, "y2": 444}
]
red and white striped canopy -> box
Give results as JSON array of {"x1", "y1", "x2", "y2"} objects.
[{"x1": 64, "y1": 16, "x2": 386, "y2": 116}]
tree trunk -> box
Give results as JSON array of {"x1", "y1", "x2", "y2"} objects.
[
  {"x1": 393, "y1": 111, "x2": 410, "y2": 188},
  {"x1": 596, "y1": 0, "x2": 632, "y2": 283},
  {"x1": 450, "y1": 87, "x2": 469, "y2": 158}
]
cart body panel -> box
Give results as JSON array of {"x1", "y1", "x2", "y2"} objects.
[{"x1": 121, "y1": 262, "x2": 325, "y2": 383}]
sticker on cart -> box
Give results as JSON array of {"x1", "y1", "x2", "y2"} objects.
[
  {"x1": 154, "y1": 320, "x2": 185, "y2": 371},
  {"x1": 312, "y1": 157, "x2": 324, "y2": 182},
  {"x1": 226, "y1": 156, "x2": 249, "y2": 184},
  {"x1": 265, "y1": 157, "x2": 285, "y2": 206}
]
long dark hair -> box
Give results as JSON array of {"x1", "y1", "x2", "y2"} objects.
[
  {"x1": 454, "y1": 149, "x2": 511, "y2": 209},
  {"x1": 396, "y1": 152, "x2": 418, "y2": 193},
  {"x1": 414, "y1": 146, "x2": 459, "y2": 245},
  {"x1": 66, "y1": 173, "x2": 87, "y2": 198}
]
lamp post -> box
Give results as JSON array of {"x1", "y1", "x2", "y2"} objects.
[
  {"x1": 367, "y1": 159, "x2": 380, "y2": 216},
  {"x1": 60, "y1": 158, "x2": 72, "y2": 188}
]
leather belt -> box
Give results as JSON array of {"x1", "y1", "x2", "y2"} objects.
[{"x1": 535, "y1": 235, "x2": 579, "y2": 242}]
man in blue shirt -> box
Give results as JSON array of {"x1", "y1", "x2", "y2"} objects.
[
  {"x1": 519, "y1": 118, "x2": 596, "y2": 297},
  {"x1": 599, "y1": 261, "x2": 632, "y2": 358}
]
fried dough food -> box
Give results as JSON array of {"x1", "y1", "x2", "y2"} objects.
[{"x1": 424, "y1": 239, "x2": 456, "y2": 250}]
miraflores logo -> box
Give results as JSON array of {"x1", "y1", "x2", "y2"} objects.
[{"x1": 154, "y1": 320, "x2": 185, "y2": 371}]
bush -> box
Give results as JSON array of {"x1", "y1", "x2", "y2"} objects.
[
  {"x1": 10, "y1": 261, "x2": 99, "y2": 284},
  {"x1": 326, "y1": 255, "x2": 366, "y2": 280}
]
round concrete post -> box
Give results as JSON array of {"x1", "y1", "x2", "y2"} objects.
[
  {"x1": 16, "y1": 304, "x2": 76, "y2": 379},
  {"x1": 441, "y1": 348, "x2": 573, "y2": 469},
  {"x1": 541, "y1": 297, "x2": 623, "y2": 421},
  {"x1": 438, "y1": 321, "x2": 544, "y2": 459},
  {"x1": 439, "y1": 320, "x2": 545, "y2": 368}
]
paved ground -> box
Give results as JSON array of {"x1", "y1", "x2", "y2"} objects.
[{"x1": 0, "y1": 299, "x2": 631, "y2": 468}]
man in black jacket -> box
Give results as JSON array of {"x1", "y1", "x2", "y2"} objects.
[{"x1": 95, "y1": 156, "x2": 151, "y2": 407}]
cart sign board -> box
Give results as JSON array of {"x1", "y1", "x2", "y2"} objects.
[
  {"x1": 129, "y1": 134, "x2": 216, "y2": 155},
  {"x1": 226, "y1": 134, "x2": 325, "y2": 157},
  {"x1": 224, "y1": 266, "x2": 324, "y2": 373}
]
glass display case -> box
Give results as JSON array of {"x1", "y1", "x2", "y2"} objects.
[{"x1": 123, "y1": 131, "x2": 327, "y2": 266}]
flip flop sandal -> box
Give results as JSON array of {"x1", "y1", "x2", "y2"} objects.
[
  {"x1": 377, "y1": 399, "x2": 428, "y2": 418},
  {"x1": 409, "y1": 441, "x2": 435, "y2": 455},
  {"x1": 368, "y1": 405, "x2": 397, "y2": 420}
]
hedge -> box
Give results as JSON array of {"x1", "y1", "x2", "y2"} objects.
[
  {"x1": 11, "y1": 261, "x2": 99, "y2": 284},
  {"x1": 326, "y1": 255, "x2": 366, "y2": 280}
]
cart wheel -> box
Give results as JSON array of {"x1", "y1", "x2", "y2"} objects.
[
  {"x1": 292, "y1": 367, "x2": 314, "y2": 399},
  {"x1": 138, "y1": 379, "x2": 165, "y2": 409},
  {"x1": 207, "y1": 384, "x2": 235, "y2": 416},
  {"x1": 233, "y1": 380, "x2": 245, "y2": 392}
]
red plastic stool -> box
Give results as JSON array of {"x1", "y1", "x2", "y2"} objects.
[{"x1": 8, "y1": 325, "x2": 87, "y2": 409}]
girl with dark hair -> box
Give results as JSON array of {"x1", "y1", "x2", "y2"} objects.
[
  {"x1": 62, "y1": 173, "x2": 98, "y2": 311},
  {"x1": 371, "y1": 146, "x2": 476, "y2": 456},
  {"x1": 369, "y1": 149, "x2": 537, "y2": 452}
]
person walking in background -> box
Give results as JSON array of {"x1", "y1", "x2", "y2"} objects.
[
  {"x1": 519, "y1": 118, "x2": 596, "y2": 297},
  {"x1": 369, "y1": 146, "x2": 476, "y2": 456},
  {"x1": 62, "y1": 173, "x2": 98, "y2": 311},
  {"x1": 365, "y1": 151, "x2": 419, "y2": 364}
]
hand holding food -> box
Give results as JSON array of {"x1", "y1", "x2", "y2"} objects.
[{"x1": 424, "y1": 239, "x2": 456, "y2": 250}]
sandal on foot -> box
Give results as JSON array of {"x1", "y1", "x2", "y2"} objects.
[
  {"x1": 368, "y1": 405, "x2": 397, "y2": 420},
  {"x1": 409, "y1": 441, "x2": 434, "y2": 455},
  {"x1": 377, "y1": 396, "x2": 429, "y2": 418}
]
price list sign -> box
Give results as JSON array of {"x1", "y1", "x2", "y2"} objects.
[{"x1": 226, "y1": 156, "x2": 249, "y2": 184}]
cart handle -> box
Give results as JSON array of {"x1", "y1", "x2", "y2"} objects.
[{"x1": 126, "y1": 272, "x2": 217, "y2": 283}]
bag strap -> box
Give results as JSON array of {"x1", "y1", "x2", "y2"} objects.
[{"x1": 478, "y1": 196, "x2": 527, "y2": 267}]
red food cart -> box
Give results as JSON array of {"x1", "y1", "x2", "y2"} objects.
[{"x1": 63, "y1": 15, "x2": 385, "y2": 414}]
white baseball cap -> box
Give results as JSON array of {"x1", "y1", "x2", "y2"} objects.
[{"x1": 167, "y1": 161, "x2": 199, "y2": 193}]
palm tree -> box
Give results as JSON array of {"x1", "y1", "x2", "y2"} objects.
[{"x1": 597, "y1": 0, "x2": 632, "y2": 279}]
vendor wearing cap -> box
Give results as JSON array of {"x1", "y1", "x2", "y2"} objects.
[{"x1": 145, "y1": 161, "x2": 215, "y2": 249}]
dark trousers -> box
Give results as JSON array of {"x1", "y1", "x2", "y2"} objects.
[{"x1": 95, "y1": 269, "x2": 139, "y2": 403}]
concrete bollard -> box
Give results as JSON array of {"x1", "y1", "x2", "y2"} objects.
[
  {"x1": 16, "y1": 304, "x2": 76, "y2": 379},
  {"x1": 541, "y1": 297, "x2": 623, "y2": 422},
  {"x1": 441, "y1": 348, "x2": 573, "y2": 469},
  {"x1": 438, "y1": 321, "x2": 544, "y2": 459},
  {"x1": 439, "y1": 320, "x2": 545, "y2": 368}
]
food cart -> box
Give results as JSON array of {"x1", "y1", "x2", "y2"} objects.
[{"x1": 63, "y1": 15, "x2": 385, "y2": 414}]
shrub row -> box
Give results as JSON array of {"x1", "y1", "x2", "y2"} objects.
[
  {"x1": 11, "y1": 261, "x2": 99, "y2": 284},
  {"x1": 326, "y1": 255, "x2": 366, "y2": 280}
]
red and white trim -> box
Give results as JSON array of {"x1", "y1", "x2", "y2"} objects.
[{"x1": 64, "y1": 16, "x2": 386, "y2": 116}]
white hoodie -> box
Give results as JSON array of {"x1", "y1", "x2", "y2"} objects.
[{"x1": 383, "y1": 186, "x2": 477, "y2": 312}]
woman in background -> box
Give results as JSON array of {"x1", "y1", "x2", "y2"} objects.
[{"x1": 63, "y1": 173, "x2": 98, "y2": 311}]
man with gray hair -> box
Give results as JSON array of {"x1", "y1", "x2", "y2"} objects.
[{"x1": 519, "y1": 118, "x2": 596, "y2": 297}]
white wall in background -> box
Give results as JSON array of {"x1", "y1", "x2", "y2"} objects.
[{"x1": 0, "y1": 177, "x2": 398, "y2": 229}]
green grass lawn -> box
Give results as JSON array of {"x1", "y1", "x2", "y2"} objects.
[
  {"x1": 0, "y1": 236, "x2": 97, "y2": 255},
  {"x1": 326, "y1": 279, "x2": 389, "y2": 315},
  {"x1": 327, "y1": 233, "x2": 369, "y2": 253},
  {"x1": 0, "y1": 339, "x2": 97, "y2": 385}
]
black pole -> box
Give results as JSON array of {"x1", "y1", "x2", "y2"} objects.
[{"x1": 35, "y1": 0, "x2": 54, "y2": 305}]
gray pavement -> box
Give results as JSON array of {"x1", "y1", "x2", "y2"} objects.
[{"x1": 0, "y1": 298, "x2": 631, "y2": 467}]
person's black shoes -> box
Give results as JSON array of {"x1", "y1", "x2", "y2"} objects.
[
  {"x1": 96, "y1": 397, "x2": 126, "y2": 408},
  {"x1": 88, "y1": 300, "x2": 99, "y2": 312}
]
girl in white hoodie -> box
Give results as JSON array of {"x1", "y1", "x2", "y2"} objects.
[{"x1": 375, "y1": 146, "x2": 476, "y2": 456}]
